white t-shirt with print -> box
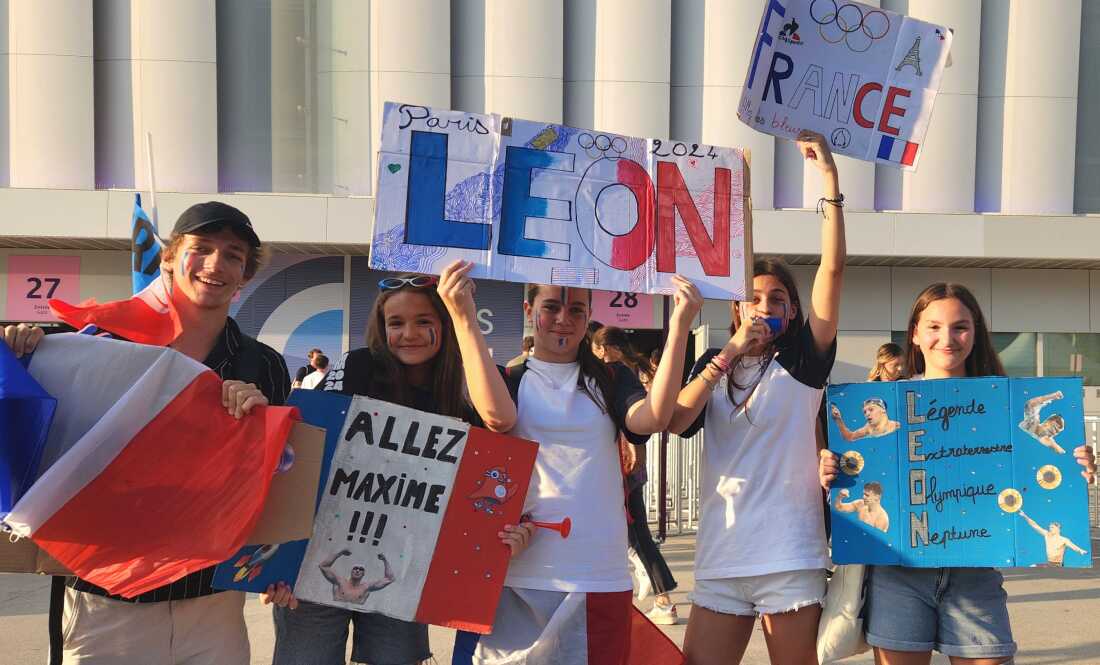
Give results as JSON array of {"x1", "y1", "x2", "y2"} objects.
[
  {"x1": 300, "y1": 369, "x2": 326, "y2": 390},
  {"x1": 504, "y1": 358, "x2": 646, "y2": 593},
  {"x1": 683, "y1": 324, "x2": 835, "y2": 580}
]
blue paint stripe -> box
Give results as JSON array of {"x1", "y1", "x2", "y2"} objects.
[
  {"x1": 877, "y1": 135, "x2": 895, "y2": 161},
  {"x1": 451, "y1": 630, "x2": 481, "y2": 665}
]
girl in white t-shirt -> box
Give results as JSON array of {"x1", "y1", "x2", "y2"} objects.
[
  {"x1": 454, "y1": 278, "x2": 702, "y2": 665},
  {"x1": 819, "y1": 283, "x2": 1097, "y2": 665},
  {"x1": 668, "y1": 130, "x2": 846, "y2": 665}
]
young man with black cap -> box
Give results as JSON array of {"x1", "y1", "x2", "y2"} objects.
[{"x1": 5, "y1": 202, "x2": 294, "y2": 664}]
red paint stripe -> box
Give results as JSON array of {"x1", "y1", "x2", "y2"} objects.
[
  {"x1": 901, "y1": 141, "x2": 919, "y2": 166},
  {"x1": 585, "y1": 591, "x2": 633, "y2": 664},
  {"x1": 32, "y1": 371, "x2": 298, "y2": 598},
  {"x1": 414, "y1": 427, "x2": 538, "y2": 633}
]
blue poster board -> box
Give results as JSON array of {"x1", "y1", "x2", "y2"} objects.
[
  {"x1": 827, "y1": 377, "x2": 1091, "y2": 568},
  {"x1": 212, "y1": 388, "x2": 351, "y2": 591}
]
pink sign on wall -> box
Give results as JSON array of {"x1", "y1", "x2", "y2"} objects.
[
  {"x1": 590, "y1": 291, "x2": 661, "y2": 329},
  {"x1": 6, "y1": 256, "x2": 81, "y2": 322}
]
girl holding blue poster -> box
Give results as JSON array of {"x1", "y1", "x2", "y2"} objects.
[
  {"x1": 667, "y1": 130, "x2": 846, "y2": 665},
  {"x1": 273, "y1": 260, "x2": 532, "y2": 665},
  {"x1": 820, "y1": 283, "x2": 1097, "y2": 665}
]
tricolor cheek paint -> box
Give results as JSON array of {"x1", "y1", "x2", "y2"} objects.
[{"x1": 428, "y1": 328, "x2": 437, "y2": 347}]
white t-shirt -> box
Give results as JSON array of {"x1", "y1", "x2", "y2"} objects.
[
  {"x1": 683, "y1": 324, "x2": 835, "y2": 579},
  {"x1": 504, "y1": 358, "x2": 647, "y2": 592},
  {"x1": 300, "y1": 369, "x2": 326, "y2": 390}
]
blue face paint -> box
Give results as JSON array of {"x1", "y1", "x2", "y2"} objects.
[
  {"x1": 558, "y1": 336, "x2": 566, "y2": 348},
  {"x1": 428, "y1": 328, "x2": 436, "y2": 347},
  {"x1": 178, "y1": 250, "x2": 189, "y2": 279}
]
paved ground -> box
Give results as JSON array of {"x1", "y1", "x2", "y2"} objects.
[{"x1": 3, "y1": 533, "x2": 1099, "y2": 664}]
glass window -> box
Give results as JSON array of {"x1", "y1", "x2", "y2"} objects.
[
  {"x1": 1076, "y1": 0, "x2": 1100, "y2": 212},
  {"x1": 1043, "y1": 333, "x2": 1100, "y2": 385}
]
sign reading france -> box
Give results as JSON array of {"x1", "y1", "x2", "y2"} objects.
[{"x1": 827, "y1": 377, "x2": 1092, "y2": 568}]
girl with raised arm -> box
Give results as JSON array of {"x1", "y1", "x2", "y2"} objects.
[{"x1": 668, "y1": 130, "x2": 846, "y2": 665}]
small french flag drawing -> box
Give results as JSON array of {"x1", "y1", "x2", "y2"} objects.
[{"x1": 877, "y1": 135, "x2": 919, "y2": 167}]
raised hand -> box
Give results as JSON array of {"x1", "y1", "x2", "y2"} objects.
[
  {"x1": 795, "y1": 130, "x2": 837, "y2": 176},
  {"x1": 669, "y1": 275, "x2": 704, "y2": 330},
  {"x1": 437, "y1": 259, "x2": 478, "y2": 323}
]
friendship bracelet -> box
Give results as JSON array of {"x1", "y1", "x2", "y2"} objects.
[
  {"x1": 816, "y1": 193, "x2": 845, "y2": 216},
  {"x1": 710, "y1": 355, "x2": 731, "y2": 372}
]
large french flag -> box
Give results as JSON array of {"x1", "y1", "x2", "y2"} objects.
[
  {"x1": 1, "y1": 334, "x2": 298, "y2": 598},
  {"x1": 48, "y1": 273, "x2": 181, "y2": 346}
]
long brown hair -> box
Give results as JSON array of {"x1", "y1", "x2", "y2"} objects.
[
  {"x1": 526, "y1": 284, "x2": 615, "y2": 413},
  {"x1": 904, "y1": 283, "x2": 1005, "y2": 378},
  {"x1": 868, "y1": 342, "x2": 904, "y2": 381},
  {"x1": 365, "y1": 276, "x2": 469, "y2": 418},
  {"x1": 725, "y1": 257, "x2": 805, "y2": 409},
  {"x1": 592, "y1": 326, "x2": 655, "y2": 381}
]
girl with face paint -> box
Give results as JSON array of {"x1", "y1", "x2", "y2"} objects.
[
  {"x1": 818, "y1": 283, "x2": 1097, "y2": 665},
  {"x1": 453, "y1": 277, "x2": 703, "y2": 664},
  {"x1": 275, "y1": 260, "x2": 526, "y2": 665},
  {"x1": 668, "y1": 131, "x2": 846, "y2": 665}
]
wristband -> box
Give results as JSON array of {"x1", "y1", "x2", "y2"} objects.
[
  {"x1": 816, "y1": 193, "x2": 845, "y2": 216},
  {"x1": 710, "y1": 354, "x2": 731, "y2": 372}
]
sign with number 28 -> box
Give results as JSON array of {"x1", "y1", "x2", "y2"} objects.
[{"x1": 6, "y1": 255, "x2": 80, "y2": 322}]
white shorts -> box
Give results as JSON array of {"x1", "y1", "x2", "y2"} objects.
[{"x1": 690, "y1": 569, "x2": 827, "y2": 616}]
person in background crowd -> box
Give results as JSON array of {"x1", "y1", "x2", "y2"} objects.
[
  {"x1": 867, "y1": 342, "x2": 905, "y2": 382},
  {"x1": 506, "y1": 336, "x2": 535, "y2": 368},
  {"x1": 293, "y1": 348, "x2": 323, "y2": 387},
  {"x1": 592, "y1": 326, "x2": 681, "y2": 624},
  {"x1": 299, "y1": 353, "x2": 330, "y2": 389}
]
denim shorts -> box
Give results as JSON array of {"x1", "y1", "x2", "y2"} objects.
[
  {"x1": 273, "y1": 601, "x2": 430, "y2": 665},
  {"x1": 865, "y1": 566, "x2": 1016, "y2": 659}
]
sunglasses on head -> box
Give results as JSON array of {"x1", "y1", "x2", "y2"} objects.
[{"x1": 378, "y1": 275, "x2": 438, "y2": 290}]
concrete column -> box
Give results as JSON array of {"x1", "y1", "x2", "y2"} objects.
[
  {"x1": 452, "y1": 0, "x2": 563, "y2": 123},
  {"x1": 564, "y1": 0, "x2": 671, "y2": 138},
  {"x1": 6, "y1": 1, "x2": 94, "y2": 189},
  {"x1": 977, "y1": 0, "x2": 1081, "y2": 214},
  {"x1": 95, "y1": 0, "x2": 218, "y2": 193},
  {"x1": 314, "y1": 0, "x2": 450, "y2": 196},
  {"x1": 877, "y1": 0, "x2": 980, "y2": 212},
  {"x1": 671, "y1": 0, "x2": 775, "y2": 208}
]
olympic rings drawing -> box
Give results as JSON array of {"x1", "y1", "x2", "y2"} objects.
[
  {"x1": 577, "y1": 132, "x2": 628, "y2": 159},
  {"x1": 810, "y1": 0, "x2": 890, "y2": 53}
]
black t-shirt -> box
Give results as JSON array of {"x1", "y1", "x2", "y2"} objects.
[
  {"x1": 681, "y1": 322, "x2": 836, "y2": 438},
  {"x1": 323, "y1": 347, "x2": 479, "y2": 423}
]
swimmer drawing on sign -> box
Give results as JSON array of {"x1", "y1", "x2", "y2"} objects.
[
  {"x1": 1019, "y1": 391, "x2": 1067, "y2": 454},
  {"x1": 1018, "y1": 511, "x2": 1086, "y2": 567},
  {"x1": 831, "y1": 398, "x2": 900, "y2": 441},
  {"x1": 319, "y1": 550, "x2": 395, "y2": 605},
  {"x1": 834, "y1": 482, "x2": 890, "y2": 533}
]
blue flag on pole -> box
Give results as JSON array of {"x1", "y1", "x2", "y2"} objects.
[
  {"x1": 0, "y1": 342, "x2": 56, "y2": 519},
  {"x1": 131, "y1": 193, "x2": 162, "y2": 295}
]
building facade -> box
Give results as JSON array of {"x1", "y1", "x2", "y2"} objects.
[{"x1": 0, "y1": 0, "x2": 1098, "y2": 409}]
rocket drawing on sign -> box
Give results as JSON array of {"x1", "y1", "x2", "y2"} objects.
[
  {"x1": 232, "y1": 544, "x2": 280, "y2": 583},
  {"x1": 468, "y1": 466, "x2": 519, "y2": 515}
]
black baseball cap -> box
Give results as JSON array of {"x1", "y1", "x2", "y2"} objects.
[{"x1": 172, "y1": 201, "x2": 261, "y2": 248}]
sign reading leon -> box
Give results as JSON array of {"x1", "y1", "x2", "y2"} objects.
[
  {"x1": 739, "y1": 0, "x2": 953, "y2": 170},
  {"x1": 371, "y1": 102, "x2": 751, "y2": 300},
  {"x1": 827, "y1": 377, "x2": 1092, "y2": 568}
]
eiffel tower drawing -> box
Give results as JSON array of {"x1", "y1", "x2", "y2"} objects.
[{"x1": 895, "y1": 36, "x2": 923, "y2": 76}]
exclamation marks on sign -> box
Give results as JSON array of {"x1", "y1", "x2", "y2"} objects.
[{"x1": 347, "y1": 510, "x2": 389, "y2": 546}]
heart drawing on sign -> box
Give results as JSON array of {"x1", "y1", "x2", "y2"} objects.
[{"x1": 387, "y1": 163, "x2": 401, "y2": 174}]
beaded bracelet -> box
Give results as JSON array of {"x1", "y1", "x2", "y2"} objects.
[{"x1": 710, "y1": 354, "x2": 731, "y2": 372}]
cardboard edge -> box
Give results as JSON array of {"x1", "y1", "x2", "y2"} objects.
[{"x1": 742, "y1": 149, "x2": 754, "y2": 299}]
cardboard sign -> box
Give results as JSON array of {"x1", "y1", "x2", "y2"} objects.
[
  {"x1": 827, "y1": 377, "x2": 1092, "y2": 568},
  {"x1": 0, "y1": 422, "x2": 324, "y2": 576},
  {"x1": 215, "y1": 389, "x2": 539, "y2": 634},
  {"x1": 6, "y1": 256, "x2": 80, "y2": 322},
  {"x1": 371, "y1": 102, "x2": 752, "y2": 300},
  {"x1": 739, "y1": 0, "x2": 953, "y2": 170},
  {"x1": 590, "y1": 291, "x2": 661, "y2": 329}
]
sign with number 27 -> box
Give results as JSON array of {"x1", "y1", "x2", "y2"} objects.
[{"x1": 6, "y1": 255, "x2": 80, "y2": 322}]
